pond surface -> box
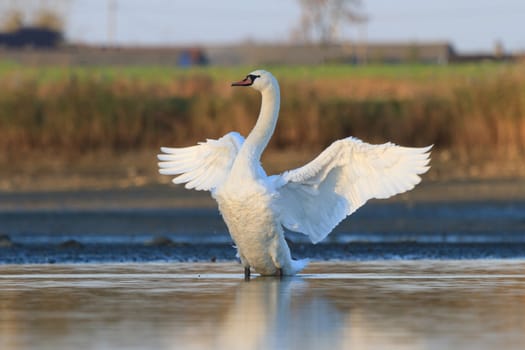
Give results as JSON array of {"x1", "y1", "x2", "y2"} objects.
[{"x1": 1, "y1": 261, "x2": 524, "y2": 350}]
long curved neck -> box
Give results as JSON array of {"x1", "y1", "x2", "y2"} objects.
[{"x1": 240, "y1": 83, "x2": 280, "y2": 163}]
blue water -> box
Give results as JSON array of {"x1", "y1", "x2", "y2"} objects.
[{"x1": 1, "y1": 200, "x2": 524, "y2": 244}]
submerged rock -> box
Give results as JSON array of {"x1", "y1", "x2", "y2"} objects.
[
  {"x1": 59, "y1": 239, "x2": 84, "y2": 249},
  {"x1": 145, "y1": 236, "x2": 175, "y2": 247},
  {"x1": 145, "y1": 236, "x2": 189, "y2": 247},
  {"x1": 0, "y1": 234, "x2": 13, "y2": 247}
]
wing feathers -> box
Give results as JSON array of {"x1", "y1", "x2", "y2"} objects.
[
  {"x1": 157, "y1": 132, "x2": 244, "y2": 192},
  {"x1": 277, "y1": 137, "x2": 431, "y2": 243}
]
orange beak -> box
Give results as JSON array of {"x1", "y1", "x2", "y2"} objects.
[{"x1": 231, "y1": 77, "x2": 253, "y2": 87}]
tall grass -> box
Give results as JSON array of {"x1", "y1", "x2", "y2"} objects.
[{"x1": 0, "y1": 63, "x2": 524, "y2": 164}]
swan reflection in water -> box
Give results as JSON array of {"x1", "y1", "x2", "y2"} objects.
[
  {"x1": 178, "y1": 277, "x2": 424, "y2": 350},
  {"x1": 211, "y1": 277, "x2": 344, "y2": 350}
]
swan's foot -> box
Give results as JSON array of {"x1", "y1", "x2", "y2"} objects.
[
  {"x1": 276, "y1": 268, "x2": 283, "y2": 278},
  {"x1": 244, "y1": 267, "x2": 251, "y2": 281}
]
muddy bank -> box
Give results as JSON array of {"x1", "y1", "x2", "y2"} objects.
[{"x1": 1, "y1": 242, "x2": 525, "y2": 264}]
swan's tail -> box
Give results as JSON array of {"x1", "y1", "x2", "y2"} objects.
[{"x1": 288, "y1": 258, "x2": 309, "y2": 275}]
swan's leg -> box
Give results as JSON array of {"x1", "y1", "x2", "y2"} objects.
[
  {"x1": 270, "y1": 235, "x2": 290, "y2": 278},
  {"x1": 238, "y1": 252, "x2": 251, "y2": 280}
]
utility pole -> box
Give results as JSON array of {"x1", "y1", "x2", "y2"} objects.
[
  {"x1": 358, "y1": 21, "x2": 368, "y2": 64},
  {"x1": 107, "y1": 0, "x2": 116, "y2": 46}
]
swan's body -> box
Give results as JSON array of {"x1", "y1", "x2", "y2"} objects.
[{"x1": 158, "y1": 70, "x2": 431, "y2": 277}]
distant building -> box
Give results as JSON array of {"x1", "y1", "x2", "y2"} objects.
[
  {"x1": 449, "y1": 40, "x2": 514, "y2": 63},
  {"x1": 205, "y1": 42, "x2": 456, "y2": 66},
  {"x1": 357, "y1": 42, "x2": 455, "y2": 64},
  {"x1": 0, "y1": 40, "x2": 514, "y2": 66},
  {"x1": 0, "y1": 27, "x2": 62, "y2": 48}
]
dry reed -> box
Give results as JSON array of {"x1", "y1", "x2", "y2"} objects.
[{"x1": 0, "y1": 63, "x2": 524, "y2": 166}]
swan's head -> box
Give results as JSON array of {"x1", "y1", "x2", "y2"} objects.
[{"x1": 231, "y1": 70, "x2": 277, "y2": 92}]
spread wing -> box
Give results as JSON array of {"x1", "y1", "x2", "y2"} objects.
[
  {"x1": 157, "y1": 132, "x2": 244, "y2": 192},
  {"x1": 275, "y1": 137, "x2": 431, "y2": 243}
]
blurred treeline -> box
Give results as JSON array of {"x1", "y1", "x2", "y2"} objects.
[{"x1": 0, "y1": 63, "x2": 524, "y2": 162}]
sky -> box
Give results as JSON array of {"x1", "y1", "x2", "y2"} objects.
[{"x1": 6, "y1": 0, "x2": 525, "y2": 53}]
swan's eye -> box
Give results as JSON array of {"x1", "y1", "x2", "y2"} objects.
[{"x1": 248, "y1": 74, "x2": 260, "y2": 82}]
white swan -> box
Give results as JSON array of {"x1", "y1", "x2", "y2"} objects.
[{"x1": 158, "y1": 70, "x2": 431, "y2": 277}]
